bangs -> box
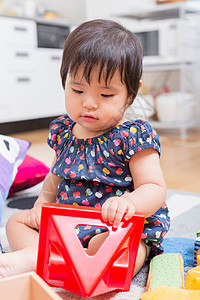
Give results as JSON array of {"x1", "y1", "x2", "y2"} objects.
[{"x1": 67, "y1": 47, "x2": 125, "y2": 86}]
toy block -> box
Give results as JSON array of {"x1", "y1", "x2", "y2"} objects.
[
  {"x1": 197, "y1": 255, "x2": 200, "y2": 266},
  {"x1": 0, "y1": 272, "x2": 62, "y2": 300},
  {"x1": 185, "y1": 265, "x2": 200, "y2": 290},
  {"x1": 37, "y1": 203, "x2": 144, "y2": 298},
  {"x1": 194, "y1": 236, "x2": 200, "y2": 266},
  {"x1": 197, "y1": 227, "x2": 200, "y2": 237},
  {"x1": 140, "y1": 286, "x2": 200, "y2": 300},
  {"x1": 146, "y1": 253, "x2": 184, "y2": 291}
]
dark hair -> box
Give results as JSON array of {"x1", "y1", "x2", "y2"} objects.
[{"x1": 60, "y1": 19, "x2": 143, "y2": 104}]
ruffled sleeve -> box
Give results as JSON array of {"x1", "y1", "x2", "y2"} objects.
[
  {"x1": 120, "y1": 120, "x2": 161, "y2": 161},
  {"x1": 47, "y1": 115, "x2": 71, "y2": 151}
]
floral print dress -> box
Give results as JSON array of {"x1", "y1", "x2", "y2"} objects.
[{"x1": 47, "y1": 115, "x2": 170, "y2": 257}]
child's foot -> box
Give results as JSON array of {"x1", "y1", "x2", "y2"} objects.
[{"x1": 0, "y1": 247, "x2": 37, "y2": 278}]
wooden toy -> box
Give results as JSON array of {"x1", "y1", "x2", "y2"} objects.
[
  {"x1": 37, "y1": 203, "x2": 144, "y2": 298},
  {"x1": 146, "y1": 253, "x2": 184, "y2": 291},
  {"x1": 140, "y1": 286, "x2": 200, "y2": 300},
  {"x1": 0, "y1": 272, "x2": 62, "y2": 300},
  {"x1": 185, "y1": 265, "x2": 200, "y2": 290}
]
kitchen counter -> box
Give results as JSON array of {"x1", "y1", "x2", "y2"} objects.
[{"x1": 0, "y1": 13, "x2": 74, "y2": 27}]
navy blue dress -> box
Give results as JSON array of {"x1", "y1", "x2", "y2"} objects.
[{"x1": 47, "y1": 115, "x2": 170, "y2": 257}]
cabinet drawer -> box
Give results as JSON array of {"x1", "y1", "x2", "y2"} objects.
[
  {"x1": 0, "y1": 17, "x2": 36, "y2": 47},
  {"x1": 0, "y1": 48, "x2": 35, "y2": 70},
  {"x1": 0, "y1": 105, "x2": 11, "y2": 122},
  {"x1": 0, "y1": 77, "x2": 11, "y2": 122},
  {"x1": 35, "y1": 49, "x2": 65, "y2": 117},
  {"x1": 6, "y1": 72, "x2": 36, "y2": 121}
]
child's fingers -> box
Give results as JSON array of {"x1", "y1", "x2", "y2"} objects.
[
  {"x1": 102, "y1": 197, "x2": 136, "y2": 228},
  {"x1": 25, "y1": 215, "x2": 32, "y2": 228},
  {"x1": 101, "y1": 198, "x2": 114, "y2": 222},
  {"x1": 24, "y1": 214, "x2": 29, "y2": 226},
  {"x1": 24, "y1": 211, "x2": 40, "y2": 229},
  {"x1": 112, "y1": 202, "x2": 127, "y2": 228},
  {"x1": 101, "y1": 201, "x2": 109, "y2": 222},
  {"x1": 124, "y1": 205, "x2": 136, "y2": 221},
  {"x1": 102, "y1": 199, "x2": 118, "y2": 224},
  {"x1": 35, "y1": 213, "x2": 40, "y2": 229},
  {"x1": 106, "y1": 201, "x2": 120, "y2": 225}
]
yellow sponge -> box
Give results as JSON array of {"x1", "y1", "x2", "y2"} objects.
[
  {"x1": 185, "y1": 265, "x2": 200, "y2": 290},
  {"x1": 146, "y1": 253, "x2": 184, "y2": 291},
  {"x1": 140, "y1": 286, "x2": 200, "y2": 300}
]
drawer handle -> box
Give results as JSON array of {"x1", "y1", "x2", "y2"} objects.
[
  {"x1": 51, "y1": 56, "x2": 61, "y2": 61},
  {"x1": 14, "y1": 26, "x2": 27, "y2": 32},
  {"x1": 17, "y1": 77, "x2": 31, "y2": 82},
  {"x1": 16, "y1": 52, "x2": 29, "y2": 57}
]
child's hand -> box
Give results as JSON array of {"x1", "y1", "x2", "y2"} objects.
[
  {"x1": 24, "y1": 203, "x2": 43, "y2": 229},
  {"x1": 101, "y1": 195, "x2": 136, "y2": 229}
]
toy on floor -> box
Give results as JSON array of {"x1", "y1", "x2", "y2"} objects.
[
  {"x1": 140, "y1": 232, "x2": 200, "y2": 300},
  {"x1": 146, "y1": 253, "x2": 184, "y2": 291},
  {"x1": 0, "y1": 272, "x2": 62, "y2": 300},
  {"x1": 197, "y1": 228, "x2": 200, "y2": 237},
  {"x1": 185, "y1": 265, "x2": 200, "y2": 290},
  {"x1": 197, "y1": 255, "x2": 200, "y2": 266},
  {"x1": 194, "y1": 227, "x2": 200, "y2": 266},
  {"x1": 140, "y1": 286, "x2": 200, "y2": 300},
  {"x1": 36, "y1": 203, "x2": 144, "y2": 298}
]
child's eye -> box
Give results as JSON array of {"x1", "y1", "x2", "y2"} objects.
[
  {"x1": 101, "y1": 94, "x2": 114, "y2": 98},
  {"x1": 72, "y1": 88, "x2": 83, "y2": 94}
]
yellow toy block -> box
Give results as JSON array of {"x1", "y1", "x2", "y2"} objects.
[
  {"x1": 197, "y1": 255, "x2": 200, "y2": 266},
  {"x1": 185, "y1": 265, "x2": 200, "y2": 290},
  {"x1": 140, "y1": 286, "x2": 200, "y2": 300}
]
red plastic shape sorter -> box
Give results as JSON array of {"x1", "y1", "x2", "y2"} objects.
[{"x1": 36, "y1": 203, "x2": 145, "y2": 298}]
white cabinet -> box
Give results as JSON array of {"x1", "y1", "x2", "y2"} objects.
[
  {"x1": 0, "y1": 73, "x2": 10, "y2": 121},
  {"x1": 0, "y1": 16, "x2": 37, "y2": 122},
  {"x1": 5, "y1": 71, "x2": 37, "y2": 121},
  {"x1": 34, "y1": 48, "x2": 65, "y2": 118},
  {"x1": 0, "y1": 17, "x2": 37, "y2": 47},
  {"x1": 0, "y1": 16, "x2": 66, "y2": 123}
]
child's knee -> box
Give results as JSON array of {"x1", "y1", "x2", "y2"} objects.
[
  {"x1": 6, "y1": 210, "x2": 28, "y2": 231},
  {"x1": 87, "y1": 231, "x2": 109, "y2": 256}
]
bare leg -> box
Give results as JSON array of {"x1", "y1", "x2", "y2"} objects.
[
  {"x1": 87, "y1": 233, "x2": 147, "y2": 276},
  {"x1": 0, "y1": 210, "x2": 39, "y2": 278},
  {"x1": 133, "y1": 241, "x2": 148, "y2": 276},
  {"x1": 86, "y1": 231, "x2": 109, "y2": 256}
]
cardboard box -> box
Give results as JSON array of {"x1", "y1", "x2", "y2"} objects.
[{"x1": 0, "y1": 272, "x2": 62, "y2": 300}]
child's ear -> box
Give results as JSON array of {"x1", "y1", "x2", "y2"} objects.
[
  {"x1": 127, "y1": 80, "x2": 143, "y2": 106},
  {"x1": 138, "y1": 80, "x2": 142, "y2": 91},
  {"x1": 133, "y1": 80, "x2": 143, "y2": 102}
]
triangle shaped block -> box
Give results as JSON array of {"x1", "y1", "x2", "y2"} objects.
[{"x1": 37, "y1": 203, "x2": 144, "y2": 297}]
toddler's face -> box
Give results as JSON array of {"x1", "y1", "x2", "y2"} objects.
[{"x1": 65, "y1": 67, "x2": 130, "y2": 137}]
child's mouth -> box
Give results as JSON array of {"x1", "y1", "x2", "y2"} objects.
[{"x1": 81, "y1": 115, "x2": 98, "y2": 122}]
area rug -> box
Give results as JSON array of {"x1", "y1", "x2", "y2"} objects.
[{"x1": 0, "y1": 187, "x2": 200, "y2": 300}]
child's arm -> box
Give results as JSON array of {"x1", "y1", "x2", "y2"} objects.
[
  {"x1": 102, "y1": 148, "x2": 166, "y2": 228},
  {"x1": 24, "y1": 155, "x2": 62, "y2": 229}
]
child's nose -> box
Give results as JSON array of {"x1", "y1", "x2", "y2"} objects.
[{"x1": 83, "y1": 96, "x2": 98, "y2": 109}]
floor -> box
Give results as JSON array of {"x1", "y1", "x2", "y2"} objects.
[{"x1": 12, "y1": 127, "x2": 200, "y2": 194}]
